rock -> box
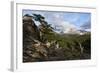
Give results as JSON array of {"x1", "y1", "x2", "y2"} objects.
[{"x1": 23, "y1": 15, "x2": 42, "y2": 62}]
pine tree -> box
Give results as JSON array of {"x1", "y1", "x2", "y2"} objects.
[{"x1": 32, "y1": 14, "x2": 54, "y2": 42}]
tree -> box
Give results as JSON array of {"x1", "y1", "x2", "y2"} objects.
[
  {"x1": 32, "y1": 14, "x2": 54, "y2": 42},
  {"x1": 32, "y1": 14, "x2": 53, "y2": 31},
  {"x1": 33, "y1": 14, "x2": 45, "y2": 23}
]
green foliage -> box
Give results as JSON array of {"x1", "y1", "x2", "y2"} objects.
[
  {"x1": 33, "y1": 14, "x2": 45, "y2": 22},
  {"x1": 35, "y1": 13, "x2": 91, "y2": 60}
]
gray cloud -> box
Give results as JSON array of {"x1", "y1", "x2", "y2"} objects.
[{"x1": 81, "y1": 21, "x2": 91, "y2": 29}]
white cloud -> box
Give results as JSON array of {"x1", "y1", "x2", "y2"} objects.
[
  {"x1": 61, "y1": 21, "x2": 77, "y2": 33},
  {"x1": 49, "y1": 13, "x2": 78, "y2": 33}
]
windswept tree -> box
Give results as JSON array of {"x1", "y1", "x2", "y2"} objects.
[
  {"x1": 32, "y1": 14, "x2": 54, "y2": 42},
  {"x1": 32, "y1": 14, "x2": 53, "y2": 31},
  {"x1": 33, "y1": 14, "x2": 45, "y2": 23}
]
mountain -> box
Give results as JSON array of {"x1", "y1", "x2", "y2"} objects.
[{"x1": 23, "y1": 14, "x2": 91, "y2": 62}]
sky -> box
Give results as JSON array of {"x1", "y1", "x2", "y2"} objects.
[{"x1": 23, "y1": 9, "x2": 91, "y2": 33}]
